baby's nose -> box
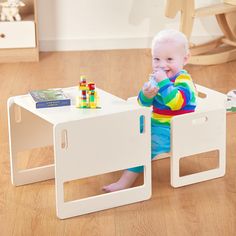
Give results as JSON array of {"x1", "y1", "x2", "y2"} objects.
[{"x1": 159, "y1": 60, "x2": 166, "y2": 68}]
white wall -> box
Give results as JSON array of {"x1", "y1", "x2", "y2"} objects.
[{"x1": 38, "y1": 0, "x2": 222, "y2": 51}]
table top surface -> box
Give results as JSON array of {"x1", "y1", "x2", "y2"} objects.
[{"x1": 11, "y1": 87, "x2": 142, "y2": 124}]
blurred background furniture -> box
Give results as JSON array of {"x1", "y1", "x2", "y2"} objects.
[
  {"x1": 165, "y1": 0, "x2": 236, "y2": 65},
  {"x1": 0, "y1": 0, "x2": 39, "y2": 62}
]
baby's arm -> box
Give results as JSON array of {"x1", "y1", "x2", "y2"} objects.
[{"x1": 158, "y1": 73, "x2": 196, "y2": 110}]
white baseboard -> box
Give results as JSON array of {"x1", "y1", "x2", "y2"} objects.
[
  {"x1": 39, "y1": 35, "x2": 222, "y2": 52},
  {"x1": 39, "y1": 36, "x2": 153, "y2": 52}
]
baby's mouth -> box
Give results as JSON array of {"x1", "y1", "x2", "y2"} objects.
[
  {"x1": 165, "y1": 70, "x2": 171, "y2": 74},
  {"x1": 165, "y1": 70, "x2": 173, "y2": 78}
]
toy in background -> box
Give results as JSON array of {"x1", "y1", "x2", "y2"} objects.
[
  {"x1": 76, "y1": 76, "x2": 100, "y2": 109},
  {"x1": 0, "y1": 0, "x2": 25, "y2": 22}
]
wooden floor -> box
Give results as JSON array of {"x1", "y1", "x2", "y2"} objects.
[{"x1": 0, "y1": 50, "x2": 236, "y2": 235}]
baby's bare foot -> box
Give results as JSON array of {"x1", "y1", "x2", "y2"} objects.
[
  {"x1": 102, "y1": 170, "x2": 139, "y2": 193},
  {"x1": 102, "y1": 182, "x2": 127, "y2": 192}
]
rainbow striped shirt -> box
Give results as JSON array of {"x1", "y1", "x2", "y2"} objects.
[{"x1": 138, "y1": 70, "x2": 197, "y2": 126}]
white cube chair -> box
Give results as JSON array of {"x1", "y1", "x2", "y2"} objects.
[{"x1": 128, "y1": 84, "x2": 227, "y2": 187}]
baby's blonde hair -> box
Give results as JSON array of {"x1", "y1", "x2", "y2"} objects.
[{"x1": 151, "y1": 29, "x2": 189, "y2": 55}]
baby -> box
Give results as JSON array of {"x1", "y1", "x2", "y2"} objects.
[{"x1": 103, "y1": 29, "x2": 197, "y2": 192}]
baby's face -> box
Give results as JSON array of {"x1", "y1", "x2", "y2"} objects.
[{"x1": 152, "y1": 41, "x2": 188, "y2": 78}]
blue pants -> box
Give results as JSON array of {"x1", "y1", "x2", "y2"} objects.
[{"x1": 128, "y1": 124, "x2": 170, "y2": 173}]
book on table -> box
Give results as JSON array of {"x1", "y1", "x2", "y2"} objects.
[
  {"x1": 227, "y1": 89, "x2": 236, "y2": 112},
  {"x1": 29, "y1": 88, "x2": 71, "y2": 108}
]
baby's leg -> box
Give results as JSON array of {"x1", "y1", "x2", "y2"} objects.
[{"x1": 102, "y1": 170, "x2": 139, "y2": 193}]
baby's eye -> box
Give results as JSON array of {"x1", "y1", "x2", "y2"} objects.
[
  {"x1": 167, "y1": 58, "x2": 173, "y2": 61},
  {"x1": 153, "y1": 58, "x2": 159, "y2": 61}
]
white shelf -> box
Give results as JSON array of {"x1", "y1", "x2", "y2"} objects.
[
  {"x1": 0, "y1": 21, "x2": 36, "y2": 49},
  {"x1": 0, "y1": 0, "x2": 39, "y2": 62}
]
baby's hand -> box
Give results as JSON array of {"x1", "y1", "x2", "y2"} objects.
[
  {"x1": 153, "y1": 69, "x2": 167, "y2": 82},
  {"x1": 142, "y1": 82, "x2": 158, "y2": 99}
]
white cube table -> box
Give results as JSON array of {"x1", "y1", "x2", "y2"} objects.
[{"x1": 8, "y1": 87, "x2": 151, "y2": 219}]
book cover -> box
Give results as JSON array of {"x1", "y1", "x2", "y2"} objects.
[
  {"x1": 227, "y1": 89, "x2": 236, "y2": 112},
  {"x1": 29, "y1": 89, "x2": 71, "y2": 108}
]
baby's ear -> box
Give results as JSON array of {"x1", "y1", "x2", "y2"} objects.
[{"x1": 183, "y1": 52, "x2": 190, "y2": 65}]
